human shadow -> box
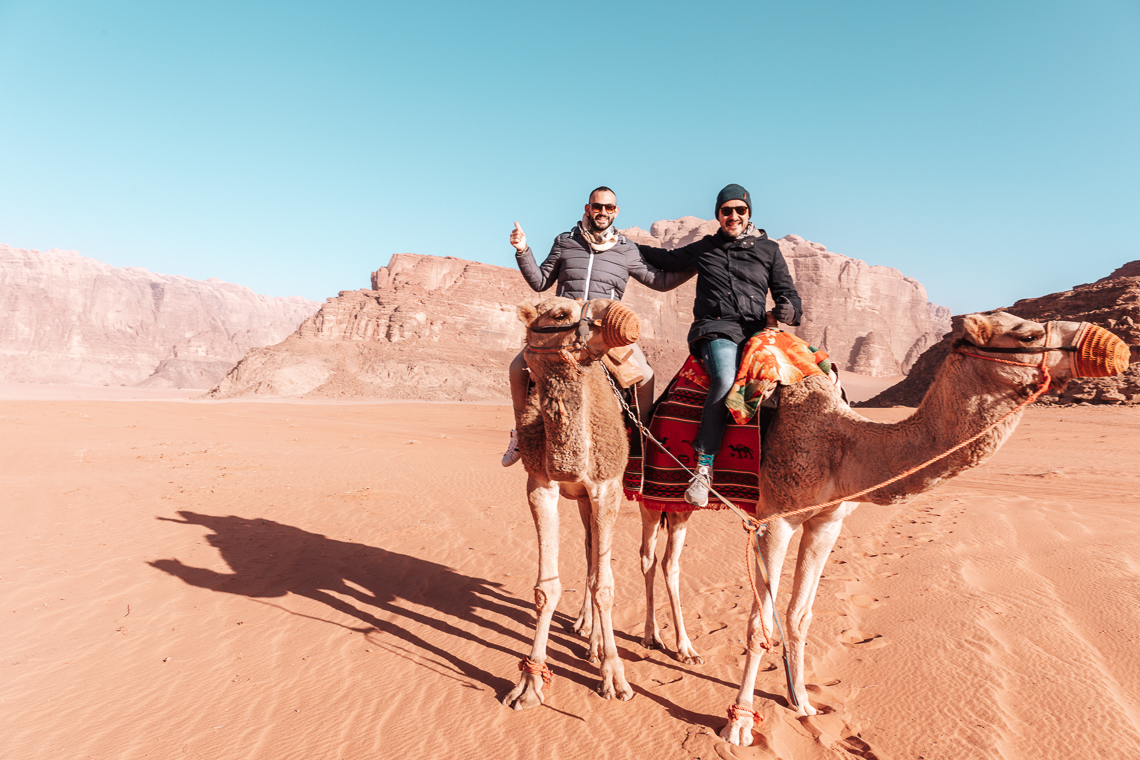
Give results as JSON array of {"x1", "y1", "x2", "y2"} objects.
[{"x1": 149, "y1": 510, "x2": 541, "y2": 694}]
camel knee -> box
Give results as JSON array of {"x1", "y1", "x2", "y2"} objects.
[
  {"x1": 789, "y1": 608, "x2": 813, "y2": 639},
  {"x1": 534, "y1": 581, "x2": 561, "y2": 613}
]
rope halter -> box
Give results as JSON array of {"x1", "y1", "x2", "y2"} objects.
[{"x1": 524, "y1": 299, "x2": 641, "y2": 366}]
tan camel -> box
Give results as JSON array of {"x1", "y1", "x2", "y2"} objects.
[
  {"x1": 503, "y1": 296, "x2": 640, "y2": 710},
  {"x1": 718, "y1": 312, "x2": 1128, "y2": 744}
]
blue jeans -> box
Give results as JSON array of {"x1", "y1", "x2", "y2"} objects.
[{"x1": 692, "y1": 338, "x2": 742, "y2": 457}]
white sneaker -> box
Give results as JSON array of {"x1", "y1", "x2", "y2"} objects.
[
  {"x1": 502, "y1": 429, "x2": 522, "y2": 467},
  {"x1": 684, "y1": 464, "x2": 712, "y2": 507}
]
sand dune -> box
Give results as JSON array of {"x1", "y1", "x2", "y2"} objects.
[{"x1": 2, "y1": 391, "x2": 1138, "y2": 759}]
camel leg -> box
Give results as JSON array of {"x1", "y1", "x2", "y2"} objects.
[
  {"x1": 575, "y1": 495, "x2": 603, "y2": 664},
  {"x1": 720, "y1": 517, "x2": 798, "y2": 744},
  {"x1": 503, "y1": 478, "x2": 562, "y2": 710},
  {"x1": 662, "y1": 510, "x2": 703, "y2": 665},
  {"x1": 570, "y1": 495, "x2": 596, "y2": 646},
  {"x1": 638, "y1": 505, "x2": 665, "y2": 652},
  {"x1": 588, "y1": 480, "x2": 632, "y2": 701},
  {"x1": 783, "y1": 504, "x2": 855, "y2": 716}
]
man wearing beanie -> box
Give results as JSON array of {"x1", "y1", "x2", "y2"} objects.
[
  {"x1": 500, "y1": 186, "x2": 695, "y2": 467},
  {"x1": 635, "y1": 183, "x2": 802, "y2": 506}
]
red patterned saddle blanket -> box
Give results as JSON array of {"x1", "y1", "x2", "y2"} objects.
[{"x1": 623, "y1": 330, "x2": 833, "y2": 514}]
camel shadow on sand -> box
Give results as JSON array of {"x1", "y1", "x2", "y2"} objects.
[{"x1": 148, "y1": 510, "x2": 591, "y2": 696}]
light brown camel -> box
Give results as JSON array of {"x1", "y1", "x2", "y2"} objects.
[
  {"x1": 502, "y1": 296, "x2": 641, "y2": 710},
  {"x1": 718, "y1": 312, "x2": 1129, "y2": 744}
]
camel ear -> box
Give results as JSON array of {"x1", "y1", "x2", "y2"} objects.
[
  {"x1": 961, "y1": 314, "x2": 995, "y2": 345},
  {"x1": 517, "y1": 302, "x2": 538, "y2": 327}
]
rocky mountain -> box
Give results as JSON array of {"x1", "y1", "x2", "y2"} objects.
[
  {"x1": 208, "y1": 220, "x2": 951, "y2": 400},
  {"x1": 860, "y1": 263, "x2": 1140, "y2": 407},
  {"x1": 0, "y1": 244, "x2": 320, "y2": 388}
]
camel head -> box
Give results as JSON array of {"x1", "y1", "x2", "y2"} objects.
[
  {"x1": 954, "y1": 311, "x2": 1129, "y2": 391},
  {"x1": 517, "y1": 297, "x2": 641, "y2": 372}
]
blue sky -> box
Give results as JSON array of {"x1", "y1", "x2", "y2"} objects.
[{"x1": 2, "y1": 1, "x2": 1137, "y2": 315}]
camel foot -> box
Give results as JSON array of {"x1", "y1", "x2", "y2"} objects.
[
  {"x1": 674, "y1": 647, "x2": 704, "y2": 666},
  {"x1": 720, "y1": 704, "x2": 762, "y2": 745},
  {"x1": 583, "y1": 640, "x2": 603, "y2": 665},
  {"x1": 502, "y1": 676, "x2": 545, "y2": 710},
  {"x1": 640, "y1": 632, "x2": 664, "y2": 651},
  {"x1": 719, "y1": 715, "x2": 755, "y2": 745},
  {"x1": 568, "y1": 615, "x2": 593, "y2": 638},
  {"x1": 597, "y1": 675, "x2": 634, "y2": 701},
  {"x1": 793, "y1": 699, "x2": 818, "y2": 717}
]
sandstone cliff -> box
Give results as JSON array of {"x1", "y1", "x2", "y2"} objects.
[
  {"x1": 860, "y1": 263, "x2": 1140, "y2": 407},
  {"x1": 209, "y1": 221, "x2": 951, "y2": 400},
  {"x1": 0, "y1": 245, "x2": 320, "y2": 388}
]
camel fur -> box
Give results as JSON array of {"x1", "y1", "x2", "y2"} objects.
[
  {"x1": 503, "y1": 296, "x2": 634, "y2": 709},
  {"x1": 718, "y1": 312, "x2": 1117, "y2": 743}
]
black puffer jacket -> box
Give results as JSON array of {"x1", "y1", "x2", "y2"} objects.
[
  {"x1": 637, "y1": 228, "x2": 802, "y2": 350},
  {"x1": 516, "y1": 226, "x2": 693, "y2": 300}
]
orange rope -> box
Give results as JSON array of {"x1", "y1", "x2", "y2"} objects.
[
  {"x1": 727, "y1": 703, "x2": 764, "y2": 725},
  {"x1": 518, "y1": 657, "x2": 553, "y2": 690},
  {"x1": 742, "y1": 521, "x2": 774, "y2": 650}
]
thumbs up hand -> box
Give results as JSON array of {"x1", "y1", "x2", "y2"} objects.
[{"x1": 510, "y1": 222, "x2": 527, "y2": 252}]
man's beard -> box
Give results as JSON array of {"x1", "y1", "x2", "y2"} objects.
[{"x1": 589, "y1": 214, "x2": 612, "y2": 233}]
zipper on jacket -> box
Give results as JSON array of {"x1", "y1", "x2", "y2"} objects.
[{"x1": 582, "y1": 247, "x2": 596, "y2": 300}]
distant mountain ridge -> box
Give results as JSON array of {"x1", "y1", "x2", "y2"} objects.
[{"x1": 0, "y1": 244, "x2": 320, "y2": 388}]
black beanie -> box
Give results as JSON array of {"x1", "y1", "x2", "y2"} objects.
[{"x1": 715, "y1": 184, "x2": 752, "y2": 217}]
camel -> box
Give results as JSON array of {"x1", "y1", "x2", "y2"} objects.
[
  {"x1": 713, "y1": 311, "x2": 1129, "y2": 744},
  {"x1": 502, "y1": 295, "x2": 641, "y2": 710}
]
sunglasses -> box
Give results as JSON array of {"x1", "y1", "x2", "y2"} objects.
[
  {"x1": 590, "y1": 203, "x2": 617, "y2": 213},
  {"x1": 719, "y1": 205, "x2": 749, "y2": 217}
]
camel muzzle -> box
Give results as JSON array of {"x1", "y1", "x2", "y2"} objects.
[
  {"x1": 1072, "y1": 322, "x2": 1130, "y2": 378},
  {"x1": 599, "y1": 302, "x2": 641, "y2": 348}
]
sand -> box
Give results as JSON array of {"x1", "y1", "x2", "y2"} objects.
[{"x1": 2, "y1": 384, "x2": 1139, "y2": 759}]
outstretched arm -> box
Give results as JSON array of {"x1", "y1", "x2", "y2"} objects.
[
  {"x1": 511, "y1": 222, "x2": 560, "y2": 293},
  {"x1": 626, "y1": 245, "x2": 696, "y2": 291},
  {"x1": 635, "y1": 241, "x2": 698, "y2": 273}
]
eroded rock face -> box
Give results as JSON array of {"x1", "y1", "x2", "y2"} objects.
[
  {"x1": 860, "y1": 264, "x2": 1140, "y2": 407},
  {"x1": 210, "y1": 223, "x2": 952, "y2": 400},
  {"x1": 0, "y1": 245, "x2": 320, "y2": 388}
]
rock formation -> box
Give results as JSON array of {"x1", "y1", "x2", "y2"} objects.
[
  {"x1": 0, "y1": 244, "x2": 319, "y2": 388},
  {"x1": 209, "y1": 221, "x2": 952, "y2": 400},
  {"x1": 860, "y1": 263, "x2": 1140, "y2": 407}
]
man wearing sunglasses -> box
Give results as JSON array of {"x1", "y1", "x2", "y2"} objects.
[
  {"x1": 501, "y1": 186, "x2": 694, "y2": 467},
  {"x1": 634, "y1": 183, "x2": 802, "y2": 507}
]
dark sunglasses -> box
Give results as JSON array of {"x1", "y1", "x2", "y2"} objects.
[
  {"x1": 590, "y1": 203, "x2": 617, "y2": 213},
  {"x1": 719, "y1": 205, "x2": 749, "y2": 217}
]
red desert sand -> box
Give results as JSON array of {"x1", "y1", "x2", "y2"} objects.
[{"x1": 2, "y1": 380, "x2": 1139, "y2": 759}]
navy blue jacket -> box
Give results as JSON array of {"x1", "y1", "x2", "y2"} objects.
[{"x1": 637, "y1": 228, "x2": 802, "y2": 350}]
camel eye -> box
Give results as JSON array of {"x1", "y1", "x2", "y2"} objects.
[{"x1": 1017, "y1": 332, "x2": 1041, "y2": 344}]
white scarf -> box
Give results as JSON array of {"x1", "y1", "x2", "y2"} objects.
[{"x1": 578, "y1": 215, "x2": 619, "y2": 252}]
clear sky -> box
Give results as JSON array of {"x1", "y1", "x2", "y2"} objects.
[{"x1": 2, "y1": 1, "x2": 1137, "y2": 315}]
